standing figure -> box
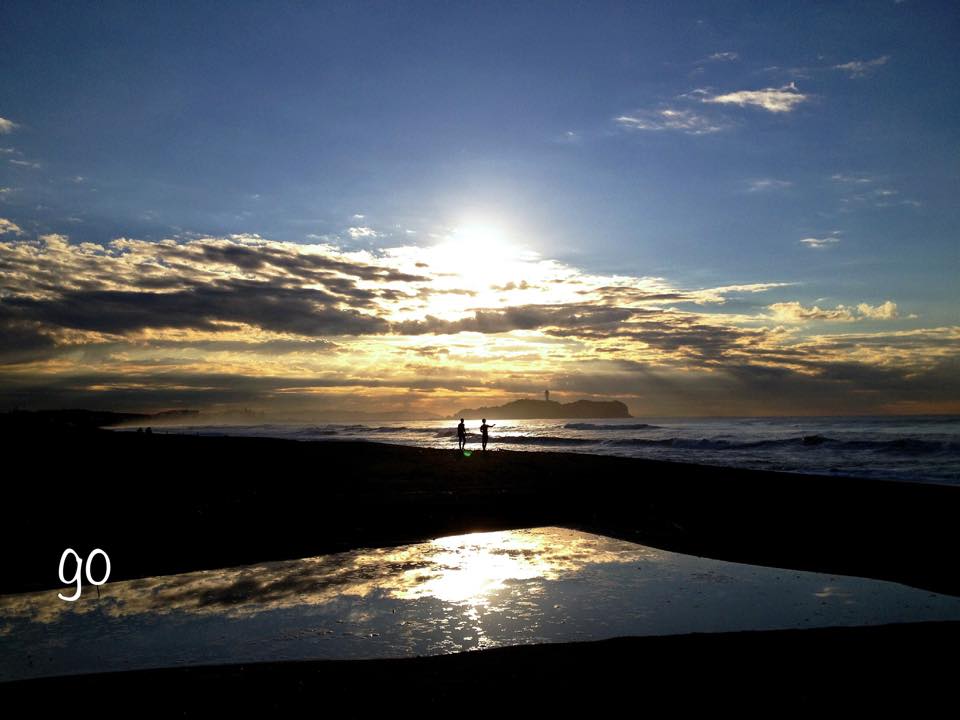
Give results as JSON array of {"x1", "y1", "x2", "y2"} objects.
[
  {"x1": 480, "y1": 418, "x2": 495, "y2": 451},
  {"x1": 456, "y1": 418, "x2": 466, "y2": 451}
]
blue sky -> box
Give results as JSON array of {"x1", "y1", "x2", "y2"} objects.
[{"x1": 0, "y1": 1, "x2": 957, "y2": 416}]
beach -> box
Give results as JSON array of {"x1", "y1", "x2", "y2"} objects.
[
  {"x1": 4, "y1": 425, "x2": 960, "y2": 596},
  {"x1": 3, "y1": 422, "x2": 960, "y2": 706}
]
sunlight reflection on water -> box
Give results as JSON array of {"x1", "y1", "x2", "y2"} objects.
[{"x1": 3, "y1": 527, "x2": 960, "y2": 682}]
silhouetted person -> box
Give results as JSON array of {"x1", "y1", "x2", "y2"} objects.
[
  {"x1": 457, "y1": 418, "x2": 466, "y2": 451},
  {"x1": 480, "y1": 419, "x2": 494, "y2": 451}
]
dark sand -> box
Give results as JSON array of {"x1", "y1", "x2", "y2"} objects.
[
  {"x1": 3, "y1": 421, "x2": 960, "y2": 707},
  {"x1": 5, "y1": 426, "x2": 959, "y2": 596},
  {"x1": 4, "y1": 624, "x2": 959, "y2": 711}
]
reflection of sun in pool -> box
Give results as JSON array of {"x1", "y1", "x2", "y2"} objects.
[{"x1": 394, "y1": 531, "x2": 552, "y2": 606}]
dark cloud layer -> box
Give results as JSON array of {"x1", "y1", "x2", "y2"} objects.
[
  {"x1": 395, "y1": 304, "x2": 635, "y2": 335},
  {"x1": 0, "y1": 234, "x2": 957, "y2": 415},
  {"x1": 5, "y1": 283, "x2": 388, "y2": 336}
]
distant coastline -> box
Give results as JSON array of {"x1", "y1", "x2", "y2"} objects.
[{"x1": 452, "y1": 398, "x2": 631, "y2": 420}]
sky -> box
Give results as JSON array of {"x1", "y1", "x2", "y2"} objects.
[{"x1": 0, "y1": 1, "x2": 958, "y2": 418}]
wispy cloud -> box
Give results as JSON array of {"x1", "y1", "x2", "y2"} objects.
[
  {"x1": 760, "y1": 65, "x2": 812, "y2": 80},
  {"x1": 0, "y1": 117, "x2": 17, "y2": 134},
  {"x1": 831, "y1": 173, "x2": 875, "y2": 184},
  {"x1": 706, "y1": 51, "x2": 739, "y2": 62},
  {"x1": 0, "y1": 218, "x2": 23, "y2": 235},
  {"x1": 833, "y1": 55, "x2": 889, "y2": 78},
  {"x1": 615, "y1": 108, "x2": 726, "y2": 135},
  {"x1": 700, "y1": 83, "x2": 809, "y2": 113},
  {"x1": 800, "y1": 232, "x2": 841, "y2": 248},
  {"x1": 834, "y1": 182, "x2": 921, "y2": 211},
  {"x1": 748, "y1": 178, "x2": 792, "y2": 192},
  {"x1": 9, "y1": 159, "x2": 40, "y2": 169}
]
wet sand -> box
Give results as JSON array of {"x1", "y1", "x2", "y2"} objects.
[{"x1": 3, "y1": 623, "x2": 958, "y2": 711}]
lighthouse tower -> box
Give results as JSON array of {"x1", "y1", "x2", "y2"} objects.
[{"x1": 545, "y1": 389, "x2": 550, "y2": 402}]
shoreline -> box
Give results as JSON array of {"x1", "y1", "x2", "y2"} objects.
[
  {"x1": 116, "y1": 430, "x2": 960, "y2": 487},
  {"x1": 110, "y1": 414, "x2": 960, "y2": 485}
]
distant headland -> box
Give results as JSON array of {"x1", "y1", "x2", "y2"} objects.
[{"x1": 452, "y1": 398, "x2": 631, "y2": 420}]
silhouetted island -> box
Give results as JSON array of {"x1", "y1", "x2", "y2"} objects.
[{"x1": 453, "y1": 398, "x2": 631, "y2": 420}]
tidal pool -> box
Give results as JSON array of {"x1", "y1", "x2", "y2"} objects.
[{"x1": 3, "y1": 526, "x2": 960, "y2": 682}]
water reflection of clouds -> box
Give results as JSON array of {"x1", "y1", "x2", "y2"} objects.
[
  {"x1": 814, "y1": 586, "x2": 857, "y2": 603},
  {"x1": 7, "y1": 528, "x2": 960, "y2": 684},
  {"x1": 0, "y1": 528, "x2": 658, "y2": 627}
]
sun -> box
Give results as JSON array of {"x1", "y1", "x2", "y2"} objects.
[
  {"x1": 432, "y1": 221, "x2": 525, "y2": 289},
  {"x1": 450, "y1": 222, "x2": 508, "y2": 248}
]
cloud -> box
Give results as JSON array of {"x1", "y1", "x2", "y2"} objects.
[
  {"x1": 348, "y1": 226, "x2": 379, "y2": 239},
  {"x1": 692, "y1": 282, "x2": 795, "y2": 303},
  {"x1": 394, "y1": 303, "x2": 636, "y2": 336},
  {"x1": 0, "y1": 235, "x2": 432, "y2": 342},
  {"x1": 143, "y1": 337, "x2": 340, "y2": 354},
  {"x1": 833, "y1": 56, "x2": 889, "y2": 78},
  {"x1": 615, "y1": 108, "x2": 726, "y2": 135},
  {"x1": 701, "y1": 83, "x2": 808, "y2": 113},
  {"x1": 0, "y1": 117, "x2": 17, "y2": 134},
  {"x1": 768, "y1": 300, "x2": 901, "y2": 323},
  {"x1": 5, "y1": 284, "x2": 391, "y2": 337},
  {"x1": 0, "y1": 233, "x2": 954, "y2": 416},
  {"x1": 769, "y1": 302, "x2": 856, "y2": 323},
  {"x1": 707, "y1": 52, "x2": 739, "y2": 62},
  {"x1": 747, "y1": 179, "x2": 792, "y2": 192},
  {"x1": 831, "y1": 180, "x2": 919, "y2": 211},
  {"x1": 831, "y1": 173, "x2": 874, "y2": 184},
  {"x1": 800, "y1": 236, "x2": 840, "y2": 248},
  {"x1": 0, "y1": 218, "x2": 22, "y2": 235},
  {"x1": 857, "y1": 301, "x2": 899, "y2": 320}
]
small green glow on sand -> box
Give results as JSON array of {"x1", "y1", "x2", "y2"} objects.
[{"x1": 463, "y1": 450, "x2": 473, "y2": 457}]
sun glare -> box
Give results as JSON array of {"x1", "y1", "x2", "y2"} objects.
[
  {"x1": 432, "y1": 221, "x2": 527, "y2": 289},
  {"x1": 451, "y1": 222, "x2": 508, "y2": 248},
  {"x1": 393, "y1": 530, "x2": 552, "y2": 606}
]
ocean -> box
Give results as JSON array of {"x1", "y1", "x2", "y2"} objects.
[{"x1": 137, "y1": 415, "x2": 960, "y2": 485}]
